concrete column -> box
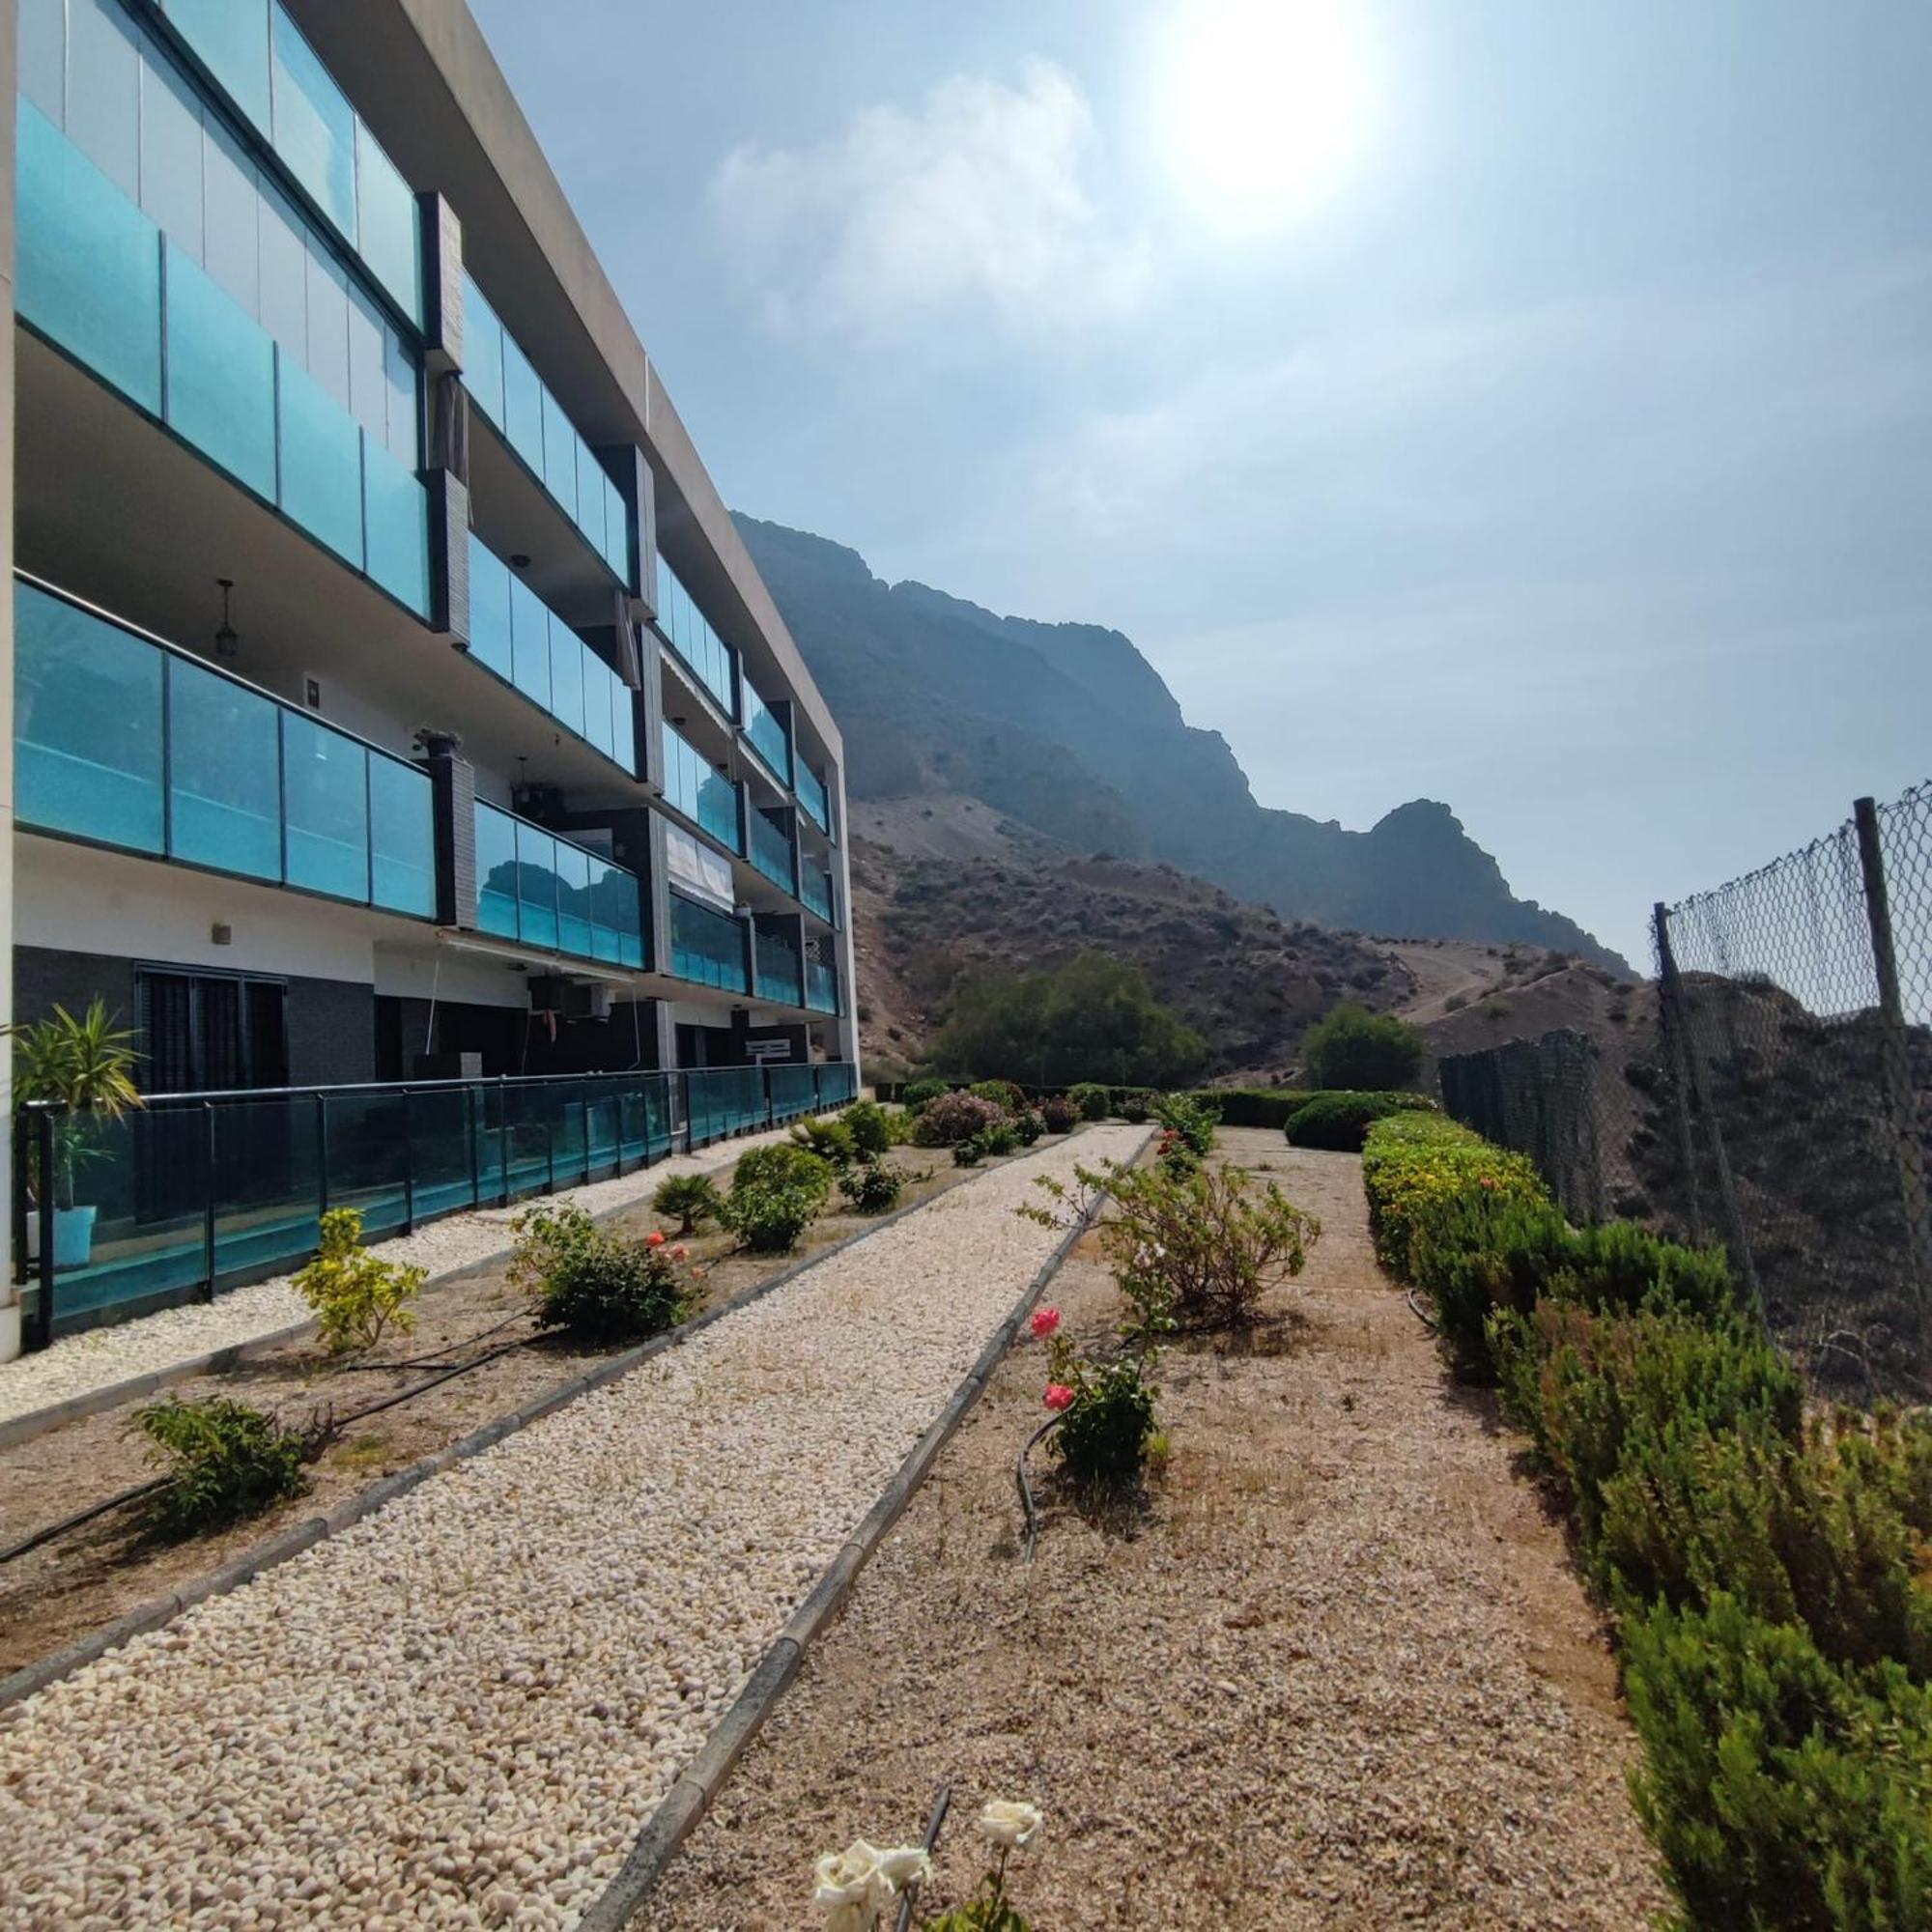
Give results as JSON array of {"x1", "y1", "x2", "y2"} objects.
[
  {"x1": 830, "y1": 759, "x2": 860, "y2": 1076},
  {"x1": 0, "y1": 0, "x2": 19, "y2": 1357},
  {"x1": 421, "y1": 739, "x2": 477, "y2": 931}
]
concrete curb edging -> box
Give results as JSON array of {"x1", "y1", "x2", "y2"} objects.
[
  {"x1": 0, "y1": 1128, "x2": 818, "y2": 1453},
  {"x1": 0, "y1": 1132, "x2": 1113, "y2": 1714},
  {"x1": 576, "y1": 1128, "x2": 1149, "y2": 1932}
]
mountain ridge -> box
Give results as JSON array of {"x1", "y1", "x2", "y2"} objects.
[{"x1": 736, "y1": 515, "x2": 1631, "y2": 974}]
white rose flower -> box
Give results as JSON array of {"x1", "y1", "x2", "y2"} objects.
[
  {"x1": 873, "y1": 1844, "x2": 933, "y2": 1889},
  {"x1": 814, "y1": 1840, "x2": 890, "y2": 1918},
  {"x1": 976, "y1": 1799, "x2": 1044, "y2": 1849}
]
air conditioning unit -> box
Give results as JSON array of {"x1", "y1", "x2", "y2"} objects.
[
  {"x1": 562, "y1": 981, "x2": 613, "y2": 1022},
  {"x1": 528, "y1": 975, "x2": 566, "y2": 1014}
]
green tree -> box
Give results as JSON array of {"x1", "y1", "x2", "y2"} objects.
[
  {"x1": 929, "y1": 952, "x2": 1207, "y2": 1089},
  {"x1": 1298, "y1": 1002, "x2": 1424, "y2": 1092}
]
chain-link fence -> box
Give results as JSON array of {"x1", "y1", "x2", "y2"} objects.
[{"x1": 1438, "y1": 780, "x2": 1932, "y2": 1405}]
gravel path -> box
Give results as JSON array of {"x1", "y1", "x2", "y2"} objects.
[
  {"x1": 0, "y1": 1125, "x2": 1141, "y2": 1930},
  {"x1": 0, "y1": 1123, "x2": 809, "y2": 1428},
  {"x1": 648, "y1": 1132, "x2": 1669, "y2": 1930}
]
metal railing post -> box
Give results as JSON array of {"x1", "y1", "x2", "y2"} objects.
[
  {"x1": 765, "y1": 1065, "x2": 776, "y2": 1130},
  {"x1": 401, "y1": 1088, "x2": 417, "y2": 1234},
  {"x1": 467, "y1": 1084, "x2": 481, "y2": 1208},
  {"x1": 201, "y1": 1101, "x2": 218, "y2": 1302},
  {"x1": 1655, "y1": 901, "x2": 1762, "y2": 1320},
  {"x1": 13, "y1": 1108, "x2": 30, "y2": 1291},
  {"x1": 315, "y1": 1092, "x2": 330, "y2": 1221},
  {"x1": 1652, "y1": 903, "x2": 1707, "y2": 1246},
  {"x1": 498, "y1": 1076, "x2": 511, "y2": 1207},
  {"x1": 1852, "y1": 798, "x2": 1932, "y2": 1322},
  {"x1": 33, "y1": 1108, "x2": 58, "y2": 1350}
]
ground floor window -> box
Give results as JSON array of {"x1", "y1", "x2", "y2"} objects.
[{"x1": 136, "y1": 966, "x2": 288, "y2": 1094}]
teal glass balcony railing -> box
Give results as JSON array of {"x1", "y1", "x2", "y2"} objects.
[
  {"x1": 463, "y1": 273, "x2": 631, "y2": 585},
  {"x1": 741, "y1": 682, "x2": 793, "y2": 789},
  {"x1": 654, "y1": 556, "x2": 738, "y2": 718},
  {"x1": 14, "y1": 577, "x2": 435, "y2": 917},
  {"x1": 150, "y1": 0, "x2": 422, "y2": 324},
  {"x1": 473, "y1": 802, "x2": 643, "y2": 968},
  {"x1": 795, "y1": 761, "x2": 831, "y2": 836},
  {"x1": 799, "y1": 868, "x2": 832, "y2": 923},
  {"x1": 468, "y1": 534, "x2": 636, "y2": 774},
  {"x1": 668, "y1": 892, "x2": 748, "y2": 994},
  {"x1": 662, "y1": 721, "x2": 743, "y2": 853},
  {"x1": 15, "y1": 95, "x2": 429, "y2": 618},
  {"x1": 754, "y1": 928, "x2": 804, "y2": 1009},
  {"x1": 807, "y1": 958, "x2": 840, "y2": 1015},
  {"x1": 748, "y1": 808, "x2": 797, "y2": 896}
]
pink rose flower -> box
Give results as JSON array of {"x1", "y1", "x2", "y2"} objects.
[
  {"x1": 1029, "y1": 1306, "x2": 1062, "y2": 1341},
  {"x1": 1044, "y1": 1383, "x2": 1075, "y2": 1413},
  {"x1": 646, "y1": 1230, "x2": 667, "y2": 1247}
]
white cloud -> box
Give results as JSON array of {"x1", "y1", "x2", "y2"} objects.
[{"x1": 708, "y1": 61, "x2": 1148, "y2": 337}]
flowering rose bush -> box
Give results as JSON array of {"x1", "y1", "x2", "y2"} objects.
[
  {"x1": 811, "y1": 1799, "x2": 1044, "y2": 1931},
  {"x1": 914, "y1": 1091, "x2": 1009, "y2": 1148},
  {"x1": 508, "y1": 1202, "x2": 691, "y2": 1343},
  {"x1": 1042, "y1": 1381, "x2": 1074, "y2": 1412}
]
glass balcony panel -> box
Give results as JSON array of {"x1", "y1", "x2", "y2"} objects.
[
  {"x1": 755, "y1": 929, "x2": 802, "y2": 1007},
  {"x1": 368, "y1": 755, "x2": 434, "y2": 917},
  {"x1": 68, "y1": 0, "x2": 141, "y2": 198},
  {"x1": 14, "y1": 582, "x2": 165, "y2": 853},
  {"x1": 281, "y1": 710, "x2": 368, "y2": 901},
  {"x1": 611, "y1": 675, "x2": 636, "y2": 774},
  {"x1": 383, "y1": 328, "x2": 417, "y2": 467},
  {"x1": 509, "y1": 574, "x2": 551, "y2": 711},
  {"x1": 345, "y1": 282, "x2": 388, "y2": 443},
  {"x1": 163, "y1": 242, "x2": 277, "y2": 500},
  {"x1": 302, "y1": 237, "x2": 350, "y2": 410},
  {"x1": 17, "y1": 100, "x2": 164, "y2": 414},
  {"x1": 275, "y1": 348, "x2": 364, "y2": 566},
  {"x1": 361, "y1": 432, "x2": 429, "y2": 615},
  {"x1": 20, "y1": 0, "x2": 67, "y2": 128},
  {"x1": 582, "y1": 659, "x2": 614, "y2": 763},
  {"x1": 541, "y1": 388, "x2": 576, "y2": 519},
  {"x1": 475, "y1": 802, "x2": 519, "y2": 938},
  {"x1": 515, "y1": 820, "x2": 560, "y2": 951},
  {"x1": 669, "y1": 893, "x2": 747, "y2": 993},
  {"x1": 255, "y1": 177, "x2": 309, "y2": 363},
  {"x1": 167, "y1": 654, "x2": 281, "y2": 881},
  {"x1": 602, "y1": 476, "x2": 629, "y2": 583},
  {"x1": 270, "y1": 4, "x2": 355, "y2": 238},
  {"x1": 587, "y1": 857, "x2": 620, "y2": 964},
  {"x1": 554, "y1": 842, "x2": 592, "y2": 959},
  {"x1": 795, "y1": 761, "x2": 830, "y2": 835},
  {"x1": 139, "y1": 43, "x2": 206, "y2": 256},
  {"x1": 547, "y1": 616, "x2": 584, "y2": 739},
  {"x1": 750, "y1": 809, "x2": 796, "y2": 895},
  {"x1": 468, "y1": 535, "x2": 514, "y2": 682},
  {"x1": 500, "y1": 331, "x2": 545, "y2": 476},
  {"x1": 355, "y1": 119, "x2": 420, "y2": 325},
  {"x1": 743, "y1": 685, "x2": 792, "y2": 788},
  {"x1": 202, "y1": 118, "x2": 261, "y2": 314},
  {"x1": 462, "y1": 274, "x2": 505, "y2": 427},
  {"x1": 164, "y1": 0, "x2": 271, "y2": 130},
  {"x1": 575, "y1": 440, "x2": 606, "y2": 556},
  {"x1": 699, "y1": 769, "x2": 741, "y2": 853},
  {"x1": 800, "y1": 869, "x2": 831, "y2": 923}
]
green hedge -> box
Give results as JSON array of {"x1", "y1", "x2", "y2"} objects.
[
  {"x1": 1361, "y1": 1111, "x2": 1932, "y2": 1926},
  {"x1": 1284, "y1": 1092, "x2": 1407, "y2": 1151}
]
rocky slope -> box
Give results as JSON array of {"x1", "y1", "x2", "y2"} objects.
[{"x1": 740, "y1": 516, "x2": 1630, "y2": 972}]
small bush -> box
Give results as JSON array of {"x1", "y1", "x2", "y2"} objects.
[
  {"x1": 651, "y1": 1173, "x2": 722, "y2": 1236},
  {"x1": 1102, "y1": 1160, "x2": 1319, "y2": 1331},
  {"x1": 902, "y1": 1077, "x2": 949, "y2": 1114},
  {"x1": 1285, "y1": 1091, "x2": 1405, "y2": 1151},
  {"x1": 914, "y1": 1090, "x2": 1008, "y2": 1147},
  {"x1": 1188, "y1": 1088, "x2": 1312, "y2": 1130},
  {"x1": 980, "y1": 1121, "x2": 1021, "y2": 1156},
  {"x1": 722, "y1": 1143, "x2": 835, "y2": 1253},
  {"x1": 953, "y1": 1137, "x2": 986, "y2": 1168},
  {"x1": 789, "y1": 1115, "x2": 858, "y2": 1168},
  {"x1": 1013, "y1": 1108, "x2": 1046, "y2": 1147},
  {"x1": 1047, "y1": 1339, "x2": 1159, "y2": 1488},
  {"x1": 292, "y1": 1208, "x2": 425, "y2": 1355},
  {"x1": 134, "y1": 1396, "x2": 309, "y2": 1539},
  {"x1": 1151, "y1": 1092, "x2": 1219, "y2": 1155},
  {"x1": 1119, "y1": 1090, "x2": 1152, "y2": 1124},
  {"x1": 509, "y1": 1202, "x2": 691, "y2": 1342},
  {"x1": 839, "y1": 1159, "x2": 904, "y2": 1214},
  {"x1": 970, "y1": 1078, "x2": 1028, "y2": 1114},
  {"x1": 1068, "y1": 1082, "x2": 1110, "y2": 1122},
  {"x1": 841, "y1": 1098, "x2": 895, "y2": 1157},
  {"x1": 1039, "y1": 1094, "x2": 1080, "y2": 1134},
  {"x1": 1300, "y1": 1002, "x2": 1425, "y2": 1091}
]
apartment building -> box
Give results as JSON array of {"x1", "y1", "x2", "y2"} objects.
[{"x1": 0, "y1": 0, "x2": 858, "y2": 1349}]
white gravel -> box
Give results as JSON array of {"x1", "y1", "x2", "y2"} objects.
[
  {"x1": 0, "y1": 1124, "x2": 810, "y2": 1429},
  {"x1": 0, "y1": 1126, "x2": 1139, "y2": 1930}
]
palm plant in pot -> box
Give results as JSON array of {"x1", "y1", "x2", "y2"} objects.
[{"x1": 8, "y1": 999, "x2": 142, "y2": 1268}]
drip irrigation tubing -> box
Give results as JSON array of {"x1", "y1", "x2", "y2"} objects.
[
  {"x1": 1014, "y1": 1412, "x2": 1064, "y2": 1567},
  {"x1": 892, "y1": 1782, "x2": 953, "y2": 1932}
]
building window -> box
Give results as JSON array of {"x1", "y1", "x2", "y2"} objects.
[{"x1": 137, "y1": 967, "x2": 288, "y2": 1093}]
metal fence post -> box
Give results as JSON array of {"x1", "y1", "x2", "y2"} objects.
[
  {"x1": 1651, "y1": 903, "x2": 1707, "y2": 1246},
  {"x1": 1851, "y1": 798, "x2": 1932, "y2": 1323},
  {"x1": 201, "y1": 1101, "x2": 218, "y2": 1302},
  {"x1": 401, "y1": 1088, "x2": 417, "y2": 1235},
  {"x1": 33, "y1": 1108, "x2": 58, "y2": 1350},
  {"x1": 315, "y1": 1092, "x2": 330, "y2": 1221},
  {"x1": 1654, "y1": 902, "x2": 1762, "y2": 1319}
]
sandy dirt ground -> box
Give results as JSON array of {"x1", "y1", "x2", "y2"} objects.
[{"x1": 645, "y1": 1129, "x2": 1668, "y2": 1930}]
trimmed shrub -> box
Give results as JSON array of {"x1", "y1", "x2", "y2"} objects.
[
  {"x1": 902, "y1": 1077, "x2": 949, "y2": 1114},
  {"x1": 839, "y1": 1159, "x2": 903, "y2": 1214},
  {"x1": 509, "y1": 1201, "x2": 691, "y2": 1342},
  {"x1": 1013, "y1": 1108, "x2": 1046, "y2": 1147},
  {"x1": 651, "y1": 1172, "x2": 722, "y2": 1236},
  {"x1": 1068, "y1": 1082, "x2": 1110, "y2": 1122},
  {"x1": 841, "y1": 1098, "x2": 895, "y2": 1157},
  {"x1": 134, "y1": 1396, "x2": 309, "y2": 1539},
  {"x1": 1285, "y1": 1092, "x2": 1405, "y2": 1151},
  {"x1": 970, "y1": 1078, "x2": 1028, "y2": 1114},
  {"x1": 722, "y1": 1144, "x2": 834, "y2": 1253},
  {"x1": 292, "y1": 1208, "x2": 425, "y2": 1355},
  {"x1": 980, "y1": 1121, "x2": 1021, "y2": 1156},
  {"x1": 914, "y1": 1090, "x2": 1008, "y2": 1147},
  {"x1": 1039, "y1": 1094, "x2": 1080, "y2": 1134},
  {"x1": 953, "y1": 1137, "x2": 986, "y2": 1168},
  {"x1": 1300, "y1": 1002, "x2": 1425, "y2": 1092}
]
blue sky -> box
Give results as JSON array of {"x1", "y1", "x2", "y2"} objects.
[{"x1": 469, "y1": 0, "x2": 1932, "y2": 968}]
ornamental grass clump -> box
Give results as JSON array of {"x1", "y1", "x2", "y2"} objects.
[
  {"x1": 722, "y1": 1143, "x2": 834, "y2": 1252},
  {"x1": 651, "y1": 1172, "x2": 723, "y2": 1236},
  {"x1": 133, "y1": 1396, "x2": 310, "y2": 1540},
  {"x1": 292, "y1": 1208, "x2": 425, "y2": 1355},
  {"x1": 509, "y1": 1201, "x2": 692, "y2": 1342}
]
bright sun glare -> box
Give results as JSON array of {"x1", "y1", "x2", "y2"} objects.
[{"x1": 1158, "y1": 0, "x2": 1375, "y2": 232}]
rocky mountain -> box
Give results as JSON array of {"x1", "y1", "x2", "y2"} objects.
[{"x1": 738, "y1": 517, "x2": 1630, "y2": 973}]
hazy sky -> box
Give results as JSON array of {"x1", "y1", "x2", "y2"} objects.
[{"x1": 469, "y1": 1, "x2": 1932, "y2": 968}]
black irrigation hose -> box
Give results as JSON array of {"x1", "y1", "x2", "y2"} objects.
[
  {"x1": 1014, "y1": 1412, "x2": 1065, "y2": 1567},
  {"x1": 0, "y1": 1477, "x2": 173, "y2": 1565},
  {"x1": 1406, "y1": 1286, "x2": 1438, "y2": 1333},
  {"x1": 892, "y1": 1782, "x2": 953, "y2": 1932},
  {"x1": 328, "y1": 1309, "x2": 538, "y2": 1371}
]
